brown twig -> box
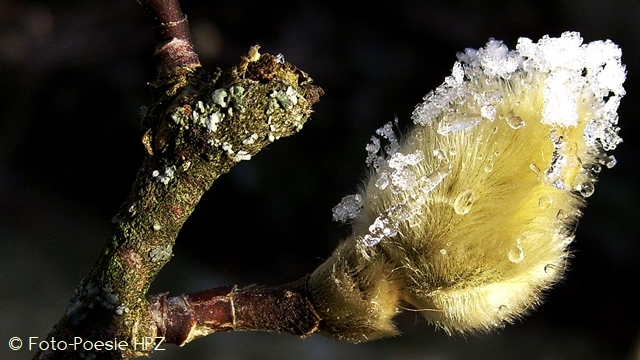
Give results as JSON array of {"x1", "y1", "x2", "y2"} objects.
[
  {"x1": 149, "y1": 279, "x2": 321, "y2": 346},
  {"x1": 139, "y1": 0, "x2": 200, "y2": 76}
]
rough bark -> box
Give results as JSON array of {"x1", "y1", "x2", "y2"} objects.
[{"x1": 33, "y1": 1, "x2": 323, "y2": 359}]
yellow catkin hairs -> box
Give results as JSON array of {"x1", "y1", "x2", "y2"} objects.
[{"x1": 308, "y1": 32, "x2": 625, "y2": 340}]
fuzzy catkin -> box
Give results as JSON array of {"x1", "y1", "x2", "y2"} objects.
[{"x1": 309, "y1": 32, "x2": 624, "y2": 340}]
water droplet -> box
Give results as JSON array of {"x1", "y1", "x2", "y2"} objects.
[
  {"x1": 577, "y1": 182, "x2": 595, "y2": 197},
  {"x1": 439, "y1": 249, "x2": 447, "y2": 255},
  {"x1": 538, "y1": 196, "x2": 552, "y2": 209},
  {"x1": 496, "y1": 305, "x2": 509, "y2": 318},
  {"x1": 508, "y1": 244, "x2": 524, "y2": 263},
  {"x1": 453, "y1": 189, "x2": 475, "y2": 215},
  {"x1": 585, "y1": 163, "x2": 601, "y2": 175},
  {"x1": 484, "y1": 163, "x2": 494, "y2": 173},
  {"x1": 529, "y1": 163, "x2": 544, "y2": 182},
  {"x1": 544, "y1": 264, "x2": 558, "y2": 277},
  {"x1": 433, "y1": 149, "x2": 445, "y2": 160},
  {"x1": 507, "y1": 115, "x2": 525, "y2": 129},
  {"x1": 556, "y1": 210, "x2": 568, "y2": 221},
  {"x1": 529, "y1": 163, "x2": 540, "y2": 173}
]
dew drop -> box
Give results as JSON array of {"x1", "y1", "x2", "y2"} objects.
[
  {"x1": 507, "y1": 115, "x2": 525, "y2": 129},
  {"x1": 433, "y1": 149, "x2": 445, "y2": 161},
  {"x1": 508, "y1": 244, "x2": 524, "y2": 263},
  {"x1": 544, "y1": 264, "x2": 558, "y2": 277},
  {"x1": 577, "y1": 182, "x2": 595, "y2": 198},
  {"x1": 496, "y1": 305, "x2": 509, "y2": 318},
  {"x1": 538, "y1": 196, "x2": 552, "y2": 209},
  {"x1": 529, "y1": 163, "x2": 541, "y2": 173},
  {"x1": 556, "y1": 210, "x2": 568, "y2": 221},
  {"x1": 453, "y1": 189, "x2": 475, "y2": 215},
  {"x1": 439, "y1": 249, "x2": 447, "y2": 255},
  {"x1": 484, "y1": 163, "x2": 494, "y2": 173},
  {"x1": 585, "y1": 163, "x2": 601, "y2": 175}
]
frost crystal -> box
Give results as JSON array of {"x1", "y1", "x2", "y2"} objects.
[
  {"x1": 319, "y1": 33, "x2": 624, "y2": 339},
  {"x1": 387, "y1": 150, "x2": 425, "y2": 191},
  {"x1": 376, "y1": 121, "x2": 398, "y2": 143},
  {"x1": 365, "y1": 136, "x2": 382, "y2": 169},
  {"x1": 413, "y1": 31, "x2": 625, "y2": 153},
  {"x1": 477, "y1": 39, "x2": 520, "y2": 78},
  {"x1": 437, "y1": 116, "x2": 481, "y2": 135},
  {"x1": 332, "y1": 194, "x2": 364, "y2": 223},
  {"x1": 234, "y1": 150, "x2": 251, "y2": 162},
  {"x1": 353, "y1": 31, "x2": 624, "y2": 250},
  {"x1": 365, "y1": 120, "x2": 401, "y2": 171},
  {"x1": 361, "y1": 215, "x2": 397, "y2": 247}
]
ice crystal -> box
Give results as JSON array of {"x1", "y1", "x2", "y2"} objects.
[
  {"x1": 357, "y1": 31, "x2": 625, "y2": 251},
  {"x1": 315, "y1": 32, "x2": 624, "y2": 340},
  {"x1": 332, "y1": 194, "x2": 364, "y2": 223}
]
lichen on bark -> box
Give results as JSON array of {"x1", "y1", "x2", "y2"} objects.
[{"x1": 34, "y1": 46, "x2": 323, "y2": 360}]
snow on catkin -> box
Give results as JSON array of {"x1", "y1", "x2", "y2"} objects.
[{"x1": 313, "y1": 32, "x2": 624, "y2": 340}]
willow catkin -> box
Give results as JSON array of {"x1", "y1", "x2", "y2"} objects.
[{"x1": 308, "y1": 32, "x2": 625, "y2": 341}]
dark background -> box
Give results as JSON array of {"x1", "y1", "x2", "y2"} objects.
[{"x1": 1, "y1": 1, "x2": 639, "y2": 359}]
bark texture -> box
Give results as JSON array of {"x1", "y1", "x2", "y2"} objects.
[{"x1": 33, "y1": 1, "x2": 323, "y2": 359}]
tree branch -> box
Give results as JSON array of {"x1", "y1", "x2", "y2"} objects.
[
  {"x1": 140, "y1": 0, "x2": 200, "y2": 76},
  {"x1": 33, "y1": 2, "x2": 323, "y2": 359}
]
